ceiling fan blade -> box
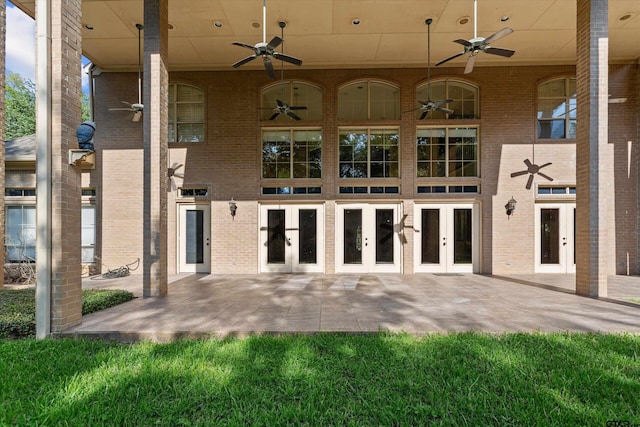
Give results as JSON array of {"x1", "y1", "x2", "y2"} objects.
[
  {"x1": 537, "y1": 172, "x2": 554, "y2": 182},
  {"x1": 523, "y1": 159, "x2": 533, "y2": 168},
  {"x1": 289, "y1": 106, "x2": 307, "y2": 111},
  {"x1": 526, "y1": 174, "x2": 535, "y2": 190},
  {"x1": 485, "y1": 47, "x2": 516, "y2": 58},
  {"x1": 286, "y1": 111, "x2": 302, "y2": 121},
  {"x1": 538, "y1": 162, "x2": 552, "y2": 169},
  {"x1": 109, "y1": 108, "x2": 133, "y2": 111},
  {"x1": 419, "y1": 110, "x2": 428, "y2": 120},
  {"x1": 434, "y1": 99, "x2": 454, "y2": 107},
  {"x1": 269, "y1": 112, "x2": 280, "y2": 120},
  {"x1": 464, "y1": 54, "x2": 477, "y2": 74},
  {"x1": 453, "y1": 39, "x2": 473, "y2": 47},
  {"x1": 510, "y1": 170, "x2": 529, "y2": 178},
  {"x1": 435, "y1": 106, "x2": 454, "y2": 115},
  {"x1": 276, "y1": 99, "x2": 285, "y2": 107},
  {"x1": 267, "y1": 36, "x2": 283, "y2": 50},
  {"x1": 232, "y1": 41, "x2": 257, "y2": 50},
  {"x1": 435, "y1": 51, "x2": 465, "y2": 66},
  {"x1": 273, "y1": 52, "x2": 303, "y2": 66},
  {"x1": 131, "y1": 111, "x2": 143, "y2": 122},
  {"x1": 232, "y1": 55, "x2": 257, "y2": 68},
  {"x1": 263, "y1": 57, "x2": 276, "y2": 79},
  {"x1": 483, "y1": 27, "x2": 513, "y2": 45}
]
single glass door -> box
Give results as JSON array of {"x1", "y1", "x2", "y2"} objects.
[
  {"x1": 535, "y1": 203, "x2": 575, "y2": 273},
  {"x1": 178, "y1": 204, "x2": 211, "y2": 273},
  {"x1": 336, "y1": 204, "x2": 402, "y2": 273},
  {"x1": 260, "y1": 204, "x2": 324, "y2": 273},
  {"x1": 413, "y1": 203, "x2": 479, "y2": 273}
]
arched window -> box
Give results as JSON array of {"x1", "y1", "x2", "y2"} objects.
[
  {"x1": 415, "y1": 80, "x2": 479, "y2": 120},
  {"x1": 168, "y1": 83, "x2": 205, "y2": 143},
  {"x1": 338, "y1": 80, "x2": 400, "y2": 120},
  {"x1": 261, "y1": 81, "x2": 322, "y2": 122},
  {"x1": 537, "y1": 77, "x2": 576, "y2": 139}
]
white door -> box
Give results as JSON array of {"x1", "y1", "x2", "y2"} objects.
[
  {"x1": 413, "y1": 203, "x2": 480, "y2": 273},
  {"x1": 178, "y1": 204, "x2": 211, "y2": 273},
  {"x1": 259, "y1": 204, "x2": 325, "y2": 273},
  {"x1": 335, "y1": 203, "x2": 402, "y2": 273},
  {"x1": 535, "y1": 203, "x2": 575, "y2": 273}
]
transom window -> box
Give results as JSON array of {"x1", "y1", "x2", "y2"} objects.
[
  {"x1": 537, "y1": 77, "x2": 576, "y2": 139},
  {"x1": 262, "y1": 129, "x2": 322, "y2": 179},
  {"x1": 338, "y1": 80, "x2": 400, "y2": 120},
  {"x1": 169, "y1": 83, "x2": 205, "y2": 143},
  {"x1": 416, "y1": 127, "x2": 478, "y2": 177},
  {"x1": 261, "y1": 81, "x2": 322, "y2": 122},
  {"x1": 415, "y1": 80, "x2": 479, "y2": 120},
  {"x1": 339, "y1": 129, "x2": 399, "y2": 178}
]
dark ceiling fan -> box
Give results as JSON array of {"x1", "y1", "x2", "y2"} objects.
[
  {"x1": 167, "y1": 162, "x2": 184, "y2": 192},
  {"x1": 109, "y1": 23, "x2": 144, "y2": 122},
  {"x1": 511, "y1": 159, "x2": 554, "y2": 190},
  {"x1": 267, "y1": 22, "x2": 308, "y2": 121},
  {"x1": 231, "y1": 0, "x2": 302, "y2": 79},
  {"x1": 405, "y1": 18, "x2": 454, "y2": 119},
  {"x1": 436, "y1": 0, "x2": 515, "y2": 74}
]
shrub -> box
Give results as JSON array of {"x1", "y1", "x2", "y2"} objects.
[{"x1": 0, "y1": 288, "x2": 134, "y2": 339}]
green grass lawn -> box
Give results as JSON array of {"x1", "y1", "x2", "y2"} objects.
[{"x1": 1, "y1": 332, "x2": 639, "y2": 426}]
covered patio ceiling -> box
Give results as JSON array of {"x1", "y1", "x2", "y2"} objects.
[{"x1": 11, "y1": 0, "x2": 640, "y2": 73}]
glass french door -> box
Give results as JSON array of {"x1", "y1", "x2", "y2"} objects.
[
  {"x1": 413, "y1": 203, "x2": 479, "y2": 273},
  {"x1": 535, "y1": 203, "x2": 575, "y2": 273},
  {"x1": 335, "y1": 204, "x2": 402, "y2": 273},
  {"x1": 178, "y1": 204, "x2": 211, "y2": 273},
  {"x1": 259, "y1": 204, "x2": 324, "y2": 273}
]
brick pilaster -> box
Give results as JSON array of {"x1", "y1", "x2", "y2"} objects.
[
  {"x1": 0, "y1": 1, "x2": 6, "y2": 289},
  {"x1": 575, "y1": 0, "x2": 614, "y2": 297},
  {"x1": 143, "y1": 0, "x2": 168, "y2": 296}
]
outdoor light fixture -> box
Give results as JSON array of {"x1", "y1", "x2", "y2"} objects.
[
  {"x1": 505, "y1": 197, "x2": 517, "y2": 218},
  {"x1": 229, "y1": 198, "x2": 237, "y2": 219}
]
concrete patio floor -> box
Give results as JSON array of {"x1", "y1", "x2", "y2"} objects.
[{"x1": 62, "y1": 273, "x2": 640, "y2": 342}]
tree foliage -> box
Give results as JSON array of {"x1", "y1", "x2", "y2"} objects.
[{"x1": 4, "y1": 71, "x2": 91, "y2": 140}]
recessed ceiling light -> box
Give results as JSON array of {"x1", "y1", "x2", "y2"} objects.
[
  {"x1": 251, "y1": 21, "x2": 261, "y2": 29},
  {"x1": 619, "y1": 13, "x2": 632, "y2": 21},
  {"x1": 500, "y1": 16, "x2": 510, "y2": 22},
  {"x1": 213, "y1": 21, "x2": 223, "y2": 28},
  {"x1": 458, "y1": 16, "x2": 470, "y2": 25},
  {"x1": 352, "y1": 18, "x2": 361, "y2": 25},
  {"x1": 84, "y1": 24, "x2": 94, "y2": 30}
]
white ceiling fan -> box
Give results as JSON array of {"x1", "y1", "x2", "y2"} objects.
[
  {"x1": 436, "y1": 0, "x2": 515, "y2": 74},
  {"x1": 109, "y1": 23, "x2": 144, "y2": 122}
]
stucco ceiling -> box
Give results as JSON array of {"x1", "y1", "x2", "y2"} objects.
[{"x1": 11, "y1": 0, "x2": 640, "y2": 73}]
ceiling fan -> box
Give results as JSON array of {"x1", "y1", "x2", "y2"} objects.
[
  {"x1": 405, "y1": 18, "x2": 454, "y2": 119},
  {"x1": 267, "y1": 22, "x2": 307, "y2": 121},
  {"x1": 231, "y1": 0, "x2": 302, "y2": 79},
  {"x1": 436, "y1": 0, "x2": 515, "y2": 74},
  {"x1": 109, "y1": 23, "x2": 144, "y2": 122},
  {"x1": 510, "y1": 159, "x2": 554, "y2": 190},
  {"x1": 167, "y1": 162, "x2": 184, "y2": 191}
]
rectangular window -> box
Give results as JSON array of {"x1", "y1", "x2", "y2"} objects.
[
  {"x1": 262, "y1": 129, "x2": 322, "y2": 179},
  {"x1": 417, "y1": 127, "x2": 478, "y2": 178},
  {"x1": 537, "y1": 78, "x2": 576, "y2": 139},
  {"x1": 339, "y1": 128, "x2": 399, "y2": 179},
  {"x1": 169, "y1": 84, "x2": 205, "y2": 143},
  {"x1": 5, "y1": 206, "x2": 36, "y2": 262}
]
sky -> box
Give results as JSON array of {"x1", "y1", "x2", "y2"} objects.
[{"x1": 5, "y1": 1, "x2": 90, "y2": 91}]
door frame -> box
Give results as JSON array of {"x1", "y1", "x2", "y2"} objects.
[
  {"x1": 259, "y1": 203, "x2": 325, "y2": 273},
  {"x1": 335, "y1": 203, "x2": 403, "y2": 274},
  {"x1": 413, "y1": 202, "x2": 480, "y2": 273},
  {"x1": 534, "y1": 203, "x2": 576, "y2": 273},
  {"x1": 177, "y1": 203, "x2": 211, "y2": 273}
]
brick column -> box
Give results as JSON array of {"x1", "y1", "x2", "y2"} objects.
[
  {"x1": 142, "y1": 0, "x2": 168, "y2": 297},
  {"x1": 575, "y1": 0, "x2": 614, "y2": 297},
  {"x1": 35, "y1": 0, "x2": 83, "y2": 335},
  {"x1": 0, "y1": 1, "x2": 5, "y2": 290}
]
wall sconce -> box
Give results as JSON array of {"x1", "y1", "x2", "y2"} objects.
[
  {"x1": 229, "y1": 198, "x2": 237, "y2": 219},
  {"x1": 505, "y1": 197, "x2": 517, "y2": 218}
]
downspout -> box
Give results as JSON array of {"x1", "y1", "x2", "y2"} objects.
[{"x1": 35, "y1": 0, "x2": 52, "y2": 339}]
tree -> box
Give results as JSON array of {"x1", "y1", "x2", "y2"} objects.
[
  {"x1": 4, "y1": 72, "x2": 91, "y2": 140},
  {"x1": 5, "y1": 72, "x2": 36, "y2": 140}
]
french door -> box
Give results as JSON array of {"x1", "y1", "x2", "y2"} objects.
[
  {"x1": 259, "y1": 204, "x2": 325, "y2": 273},
  {"x1": 335, "y1": 203, "x2": 402, "y2": 273},
  {"x1": 178, "y1": 204, "x2": 211, "y2": 273},
  {"x1": 535, "y1": 203, "x2": 575, "y2": 273},
  {"x1": 413, "y1": 203, "x2": 480, "y2": 273}
]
